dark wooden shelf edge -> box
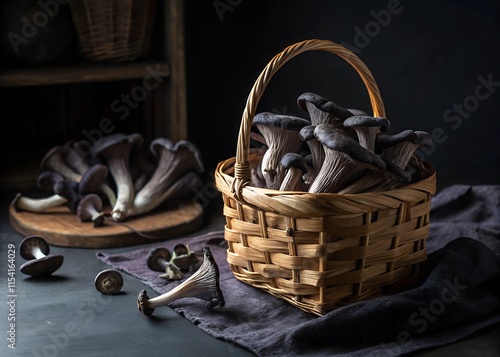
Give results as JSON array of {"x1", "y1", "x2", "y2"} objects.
[{"x1": 0, "y1": 60, "x2": 170, "y2": 87}]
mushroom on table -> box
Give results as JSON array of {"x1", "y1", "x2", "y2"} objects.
[{"x1": 19, "y1": 235, "x2": 64, "y2": 277}]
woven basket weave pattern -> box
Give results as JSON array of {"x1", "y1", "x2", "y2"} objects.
[
  {"x1": 215, "y1": 40, "x2": 436, "y2": 315},
  {"x1": 70, "y1": 0, "x2": 157, "y2": 62}
]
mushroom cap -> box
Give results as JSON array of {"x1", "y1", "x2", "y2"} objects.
[
  {"x1": 314, "y1": 124, "x2": 386, "y2": 171},
  {"x1": 95, "y1": 269, "x2": 124, "y2": 295},
  {"x1": 20, "y1": 255, "x2": 64, "y2": 277},
  {"x1": 299, "y1": 125, "x2": 316, "y2": 141},
  {"x1": 40, "y1": 146, "x2": 65, "y2": 170},
  {"x1": 78, "y1": 165, "x2": 109, "y2": 195},
  {"x1": 343, "y1": 116, "x2": 390, "y2": 132},
  {"x1": 150, "y1": 137, "x2": 175, "y2": 156},
  {"x1": 280, "y1": 153, "x2": 308, "y2": 172},
  {"x1": 375, "y1": 130, "x2": 416, "y2": 153},
  {"x1": 37, "y1": 171, "x2": 65, "y2": 191},
  {"x1": 76, "y1": 194, "x2": 103, "y2": 222},
  {"x1": 297, "y1": 92, "x2": 353, "y2": 120},
  {"x1": 53, "y1": 181, "x2": 82, "y2": 213},
  {"x1": 414, "y1": 131, "x2": 432, "y2": 148},
  {"x1": 147, "y1": 247, "x2": 172, "y2": 272},
  {"x1": 253, "y1": 112, "x2": 311, "y2": 131},
  {"x1": 137, "y1": 290, "x2": 155, "y2": 316},
  {"x1": 173, "y1": 243, "x2": 189, "y2": 256},
  {"x1": 91, "y1": 133, "x2": 143, "y2": 159},
  {"x1": 20, "y1": 235, "x2": 50, "y2": 260}
]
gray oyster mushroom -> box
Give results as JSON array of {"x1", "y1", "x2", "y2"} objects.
[
  {"x1": 343, "y1": 116, "x2": 390, "y2": 152},
  {"x1": 308, "y1": 124, "x2": 386, "y2": 193},
  {"x1": 297, "y1": 92, "x2": 353, "y2": 127},
  {"x1": 279, "y1": 153, "x2": 308, "y2": 191},
  {"x1": 137, "y1": 246, "x2": 225, "y2": 316},
  {"x1": 91, "y1": 133, "x2": 143, "y2": 221},
  {"x1": 253, "y1": 112, "x2": 310, "y2": 190},
  {"x1": 19, "y1": 235, "x2": 64, "y2": 277},
  {"x1": 147, "y1": 247, "x2": 184, "y2": 280}
]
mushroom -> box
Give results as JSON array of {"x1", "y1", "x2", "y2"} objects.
[
  {"x1": 299, "y1": 125, "x2": 323, "y2": 183},
  {"x1": 11, "y1": 193, "x2": 68, "y2": 213},
  {"x1": 147, "y1": 247, "x2": 183, "y2": 280},
  {"x1": 253, "y1": 112, "x2": 310, "y2": 189},
  {"x1": 37, "y1": 171, "x2": 66, "y2": 192},
  {"x1": 343, "y1": 116, "x2": 390, "y2": 152},
  {"x1": 91, "y1": 133, "x2": 143, "y2": 221},
  {"x1": 76, "y1": 194, "x2": 105, "y2": 227},
  {"x1": 19, "y1": 235, "x2": 64, "y2": 277},
  {"x1": 376, "y1": 130, "x2": 432, "y2": 169},
  {"x1": 170, "y1": 244, "x2": 199, "y2": 272},
  {"x1": 308, "y1": 124, "x2": 386, "y2": 193},
  {"x1": 297, "y1": 92, "x2": 353, "y2": 127},
  {"x1": 279, "y1": 153, "x2": 308, "y2": 191},
  {"x1": 95, "y1": 269, "x2": 124, "y2": 295},
  {"x1": 40, "y1": 146, "x2": 81, "y2": 183},
  {"x1": 78, "y1": 164, "x2": 117, "y2": 206},
  {"x1": 131, "y1": 139, "x2": 204, "y2": 214},
  {"x1": 53, "y1": 180, "x2": 82, "y2": 214},
  {"x1": 63, "y1": 140, "x2": 91, "y2": 175},
  {"x1": 127, "y1": 171, "x2": 203, "y2": 218},
  {"x1": 137, "y1": 246, "x2": 225, "y2": 316}
]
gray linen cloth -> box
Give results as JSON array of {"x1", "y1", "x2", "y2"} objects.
[{"x1": 96, "y1": 185, "x2": 500, "y2": 356}]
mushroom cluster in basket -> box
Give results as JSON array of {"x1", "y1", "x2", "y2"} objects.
[
  {"x1": 12, "y1": 133, "x2": 204, "y2": 225},
  {"x1": 250, "y1": 92, "x2": 432, "y2": 193}
]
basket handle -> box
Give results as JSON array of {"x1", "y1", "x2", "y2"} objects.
[{"x1": 232, "y1": 39, "x2": 386, "y2": 198}]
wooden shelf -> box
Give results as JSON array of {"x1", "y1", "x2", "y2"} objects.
[{"x1": 0, "y1": 60, "x2": 170, "y2": 87}]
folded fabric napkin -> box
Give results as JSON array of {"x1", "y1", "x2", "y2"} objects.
[{"x1": 96, "y1": 185, "x2": 500, "y2": 356}]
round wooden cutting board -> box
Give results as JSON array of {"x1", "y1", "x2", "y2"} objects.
[{"x1": 9, "y1": 201, "x2": 204, "y2": 248}]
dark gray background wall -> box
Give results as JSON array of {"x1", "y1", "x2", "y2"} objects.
[{"x1": 185, "y1": 0, "x2": 500, "y2": 189}]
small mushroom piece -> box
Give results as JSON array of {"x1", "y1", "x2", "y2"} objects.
[
  {"x1": 95, "y1": 269, "x2": 124, "y2": 295},
  {"x1": 147, "y1": 247, "x2": 183, "y2": 280},
  {"x1": 11, "y1": 193, "x2": 68, "y2": 213},
  {"x1": 297, "y1": 92, "x2": 353, "y2": 126},
  {"x1": 253, "y1": 112, "x2": 310, "y2": 190},
  {"x1": 377, "y1": 130, "x2": 432, "y2": 169},
  {"x1": 76, "y1": 194, "x2": 105, "y2": 227},
  {"x1": 279, "y1": 153, "x2": 308, "y2": 191},
  {"x1": 78, "y1": 164, "x2": 117, "y2": 207},
  {"x1": 170, "y1": 244, "x2": 199, "y2": 272},
  {"x1": 19, "y1": 235, "x2": 64, "y2": 277},
  {"x1": 131, "y1": 139, "x2": 204, "y2": 213},
  {"x1": 91, "y1": 133, "x2": 143, "y2": 221},
  {"x1": 137, "y1": 246, "x2": 225, "y2": 316},
  {"x1": 308, "y1": 124, "x2": 386, "y2": 193},
  {"x1": 40, "y1": 146, "x2": 82, "y2": 183},
  {"x1": 343, "y1": 116, "x2": 390, "y2": 152}
]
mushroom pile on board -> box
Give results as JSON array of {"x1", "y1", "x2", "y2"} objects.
[
  {"x1": 12, "y1": 133, "x2": 205, "y2": 225},
  {"x1": 250, "y1": 92, "x2": 432, "y2": 193}
]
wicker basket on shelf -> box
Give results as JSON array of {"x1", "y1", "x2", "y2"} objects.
[
  {"x1": 215, "y1": 39, "x2": 437, "y2": 316},
  {"x1": 69, "y1": 0, "x2": 157, "y2": 62}
]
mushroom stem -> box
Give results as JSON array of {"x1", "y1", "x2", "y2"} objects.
[
  {"x1": 12, "y1": 193, "x2": 68, "y2": 213},
  {"x1": 137, "y1": 246, "x2": 225, "y2": 316}
]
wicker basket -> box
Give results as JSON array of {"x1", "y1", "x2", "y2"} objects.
[
  {"x1": 215, "y1": 39, "x2": 437, "y2": 316},
  {"x1": 69, "y1": 0, "x2": 157, "y2": 62}
]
